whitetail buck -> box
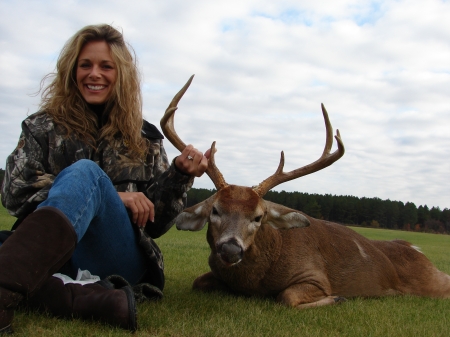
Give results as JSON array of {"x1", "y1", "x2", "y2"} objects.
[{"x1": 161, "y1": 75, "x2": 450, "y2": 308}]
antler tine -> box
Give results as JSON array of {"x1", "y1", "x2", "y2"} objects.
[
  {"x1": 160, "y1": 75, "x2": 228, "y2": 191},
  {"x1": 206, "y1": 141, "x2": 228, "y2": 190},
  {"x1": 160, "y1": 75, "x2": 195, "y2": 152},
  {"x1": 253, "y1": 103, "x2": 345, "y2": 197},
  {"x1": 321, "y1": 103, "x2": 334, "y2": 157}
]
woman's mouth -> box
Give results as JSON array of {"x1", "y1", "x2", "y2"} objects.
[{"x1": 86, "y1": 84, "x2": 106, "y2": 91}]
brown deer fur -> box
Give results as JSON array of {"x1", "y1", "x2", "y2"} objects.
[
  {"x1": 161, "y1": 75, "x2": 450, "y2": 308},
  {"x1": 173, "y1": 186, "x2": 450, "y2": 308}
]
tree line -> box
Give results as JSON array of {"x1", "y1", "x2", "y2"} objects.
[
  {"x1": 187, "y1": 188, "x2": 450, "y2": 234},
  {"x1": 0, "y1": 169, "x2": 4, "y2": 189},
  {"x1": 1, "y1": 168, "x2": 448, "y2": 234}
]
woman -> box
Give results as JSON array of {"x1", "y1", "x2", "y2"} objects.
[{"x1": 0, "y1": 24, "x2": 209, "y2": 333}]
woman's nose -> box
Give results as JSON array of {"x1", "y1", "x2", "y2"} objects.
[{"x1": 89, "y1": 65, "x2": 101, "y2": 79}]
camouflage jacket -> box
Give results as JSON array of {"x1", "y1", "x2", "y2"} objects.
[{"x1": 1, "y1": 110, "x2": 194, "y2": 239}]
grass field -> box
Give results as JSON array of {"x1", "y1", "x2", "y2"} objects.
[{"x1": 1, "y1": 204, "x2": 450, "y2": 337}]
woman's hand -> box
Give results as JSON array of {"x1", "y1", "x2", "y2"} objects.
[
  {"x1": 118, "y1": 192, "x2": 154, "y2": 228},
  {"x1": 175, "y1": 144, "x2": 212, "y2": 177}
]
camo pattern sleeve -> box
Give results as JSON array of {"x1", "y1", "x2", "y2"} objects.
[
  {"x1": 143, "y1": 139, "x2": 194, "y2": 239},
  {"x1": 1, "y1": 116, "x2": 55, "y2": 218}
]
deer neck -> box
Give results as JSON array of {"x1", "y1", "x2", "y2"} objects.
[{"x1": 248, "y1": 223, "x2": 283, "y2": 265}]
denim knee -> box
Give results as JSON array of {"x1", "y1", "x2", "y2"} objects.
[
  {"x1": 69, "y1": 159, "x2": 106, "y2": 178},
  {"x1": 60, "y1": 159, "x2": 111, "y2": 188},
  {"x1": 37, "y1": 159, "x2": 114, "y2": 228}
]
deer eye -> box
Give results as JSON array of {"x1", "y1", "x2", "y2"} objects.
[
  {"x1": 254, "y1": 215, "x2": 262, "y2": 223},
  {"x1": 212, "y1": 207, "x2": 219, "y2": 216}
]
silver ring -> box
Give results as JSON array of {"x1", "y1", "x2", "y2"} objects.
[{"x1": 187, "y1": 155, "x2": 193, "y2": 160}]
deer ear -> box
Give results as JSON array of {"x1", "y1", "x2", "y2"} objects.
[
  {"x1": 176, "y1": 199, "x2": 212, "y2": 231},
  {"x1": 263, "y1": 200, "x2": 310, "y2": 229}
]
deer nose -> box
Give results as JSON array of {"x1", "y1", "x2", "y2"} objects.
[{"x1": 218, "y1": 240, "x2": 243, "y2": 265}]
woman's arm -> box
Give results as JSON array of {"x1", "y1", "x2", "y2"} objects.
[
  {"x1": 115, "y1": 138, "x2": 210, "y2": 232},
  {"x1": 143, "y1": 139, "x2": 197, "y2": 238},
  {"x1": 1, "y1": 120, "x2": 55, "y2": 218}
]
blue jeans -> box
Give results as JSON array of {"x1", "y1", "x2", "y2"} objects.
[{"x1": 37, "y1": 159, "x2": 148, "y2": 285}]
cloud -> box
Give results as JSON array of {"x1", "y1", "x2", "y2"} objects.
[{"x1": 0, "y1": 0, "x2": 449, "y2": 210}]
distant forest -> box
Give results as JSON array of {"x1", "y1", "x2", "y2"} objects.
[
  {"x1": 1, "y1": 168, "x2": 448, "y2": 234},
  {"x1": 187, "y1": 188, "x2": 450, "y2": 234}
]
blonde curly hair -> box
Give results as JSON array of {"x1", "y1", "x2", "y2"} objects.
[{"x1": 39, "y1": 24, "x2": 147, "y2": 158}]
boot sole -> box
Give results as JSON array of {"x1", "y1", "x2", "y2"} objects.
[
  {"x1": 0, "y1": 323, "x2": 13, "y2": 335},
  {"x1": 122, "y1": 286, "x2": 138, "y2": 332}
]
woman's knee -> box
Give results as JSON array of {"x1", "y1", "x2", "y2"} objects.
[
  {"x1": 70, "y1": 159, "x2": 103, "y2": 174},
  {"x1": 61, "y1": 160, "x2": 107, "y2": 182},
  {"x1": 50, "y1": 160, "x2": 113, "y2": 196}
]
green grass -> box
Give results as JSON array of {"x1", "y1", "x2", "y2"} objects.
[
  {"x1": 0, "y1": 203, "x2": 16, "y2": 230},
  {"x1": 1, "y1": 205, "x2": 450, "y2": 336}
]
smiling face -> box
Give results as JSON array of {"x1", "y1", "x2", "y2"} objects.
[{"x1": 76, "y1": 40, "x2": 117, "y2": 105}]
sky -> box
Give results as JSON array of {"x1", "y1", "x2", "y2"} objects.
[{"x1": 0, "y1": 0, "x2": 449, "y2": 210}]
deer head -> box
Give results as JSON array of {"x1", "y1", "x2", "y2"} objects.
[{"x1": 160, "y1": 75, "x2": 345, "y2": 266}]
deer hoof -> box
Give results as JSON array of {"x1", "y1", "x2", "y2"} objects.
[{"x1": 333, "y1": 296, "x2": 347, "y2": 304}]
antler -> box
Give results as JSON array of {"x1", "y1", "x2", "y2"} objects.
[
  {"x1": 253, "y1": 104, "x2": 345, "y2": 197},
  {"x1": 160, "y1": 75, "x2": 228, "y2": 190}
]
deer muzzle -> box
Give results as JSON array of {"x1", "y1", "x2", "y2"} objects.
[{"x1": 217, "y1": 239, "x2": 243, "y2": 266}]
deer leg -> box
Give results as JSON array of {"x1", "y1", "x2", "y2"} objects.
[
  {"x1": 277, "y1": 283, "x2": 346, "y2": 309},
  {"x1": 192, "y1": 272, "x2": 233, "y2": 293}
]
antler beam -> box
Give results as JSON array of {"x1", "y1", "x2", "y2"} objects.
[
  {"x1": 160, "y1": 75, "x2": 228, "y2": 190},
  {"x1": 253, "y1": 104, "x2": 345, "y2": 197}
]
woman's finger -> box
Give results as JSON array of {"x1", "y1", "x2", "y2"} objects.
[{"x1": 118, "y1": 192, "x2": 154, "y2": 227}]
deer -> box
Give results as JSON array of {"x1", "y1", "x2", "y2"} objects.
[{"x1": 160, "y1": 75, "x2": 450, "y2": 309}]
